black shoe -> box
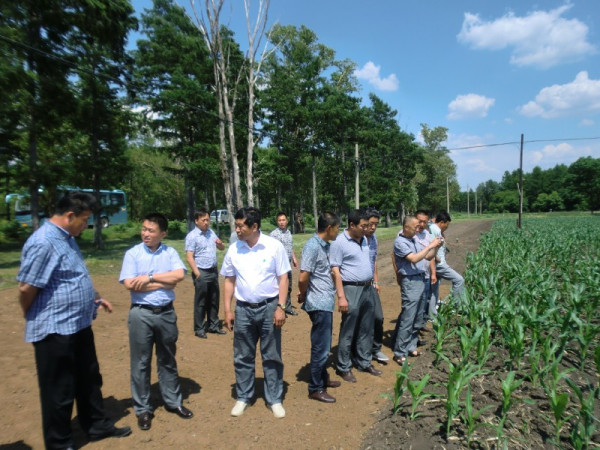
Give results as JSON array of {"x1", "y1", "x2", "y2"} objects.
[
  {"x1": 166, "y1": 405, "x2": 194, "y2": 419},
  {"x1": 137, "y1": 411, "x2": 153, "y2": 431},
  {"x1": 357, "y1": 365, "x2": 382, "y2": 376},
  {"x1": 195, "y1": 331, "x2": 207, "y2": 339},
  {"x1": 89, "y1": 426, "x2": 132, "y2": 442},
  {"x1": 417, "y1": 339, "x2": 427, "y2": 347},
  {"x1": 208, "y1": 329, "x2": 227, "y2": 335},
  {"x1": 285, "y1": 309, "x2": 298, "y2": 316}
]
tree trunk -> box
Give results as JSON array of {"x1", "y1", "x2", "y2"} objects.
[
  {"x1": 312, "y1": 154, "x2": 318, "y2": 230},
  {"x1": 186, "y1": 175, "x2": 196, "y2": 231}
]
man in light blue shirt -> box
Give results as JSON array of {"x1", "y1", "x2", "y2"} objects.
[
  {"x1": 185, "y1": 208, "x2": 225, "y2": 338},
  {"x1": 297, "y1": 212, "x2": 341, "y2": 403},
  {"x1": 120, "y1": 213, "x2": 192, "y2": 431},
  {"x1": 330, "y1": 209, "x2": 381, "y2": 383},
  {"x1": 17, "y1": 191, "x2": 131, "y2": 448},
  {"x1": 270, "y1": 212, "x2": 298, "y2": 316}
]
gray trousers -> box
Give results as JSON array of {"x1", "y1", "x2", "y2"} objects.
[
  {"x1": 233, "y1": 299, "x2": 283, "y2": 405},
  {"x1": 393, "y1": 274, "x2": 425, "y2": 358},
  {"x1": 128, "y1": 306, "x2": 182, "y2": 415},
  {"x1": 435, "y1": 263, "x2": 466, "y2": 304},
  {"x1": 192, "y1": 268, "x2": 220, "y2": 333},
  {"x1": 336, "y1": 284, "x2": 375, "y2": 372},
  {"x1": 372, "y1": 289, "x2": 384, "y2": 354}
]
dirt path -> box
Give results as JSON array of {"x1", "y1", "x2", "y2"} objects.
[{"x1": 0, "y1": 219, "x2": 493, "y2": 450}]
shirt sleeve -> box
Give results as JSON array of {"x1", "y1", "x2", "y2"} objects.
[
  {"x1": 119, "y1": 249, "x2": 137, "y2": 282},
  {"x1": 168, "y1": 248, "x2": 187, "y2": 273},
  {"x1": 329, "y1": 239, "x2": 343, "y2": 268},
  {"x1": 16, "y1": 240, "x2": 58, "y2": 288},
  {"x1": 300, "y1": 241, "x2": 317, "y2": 273},
  {"x1": 220, "y1": 246, "x2": 236, "y2": 277},
  {"x1": 184, "y1": 231, "x2": 195, "y2": 252},
  {"x1": 394, "y1": 237, "x2": 413, "y2": 259},
  {"x1": 274, "y1": 240, "x2": 291, "y2": 276}
]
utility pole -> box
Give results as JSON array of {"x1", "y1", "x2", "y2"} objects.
[
  {"x1": 475, "y1": 189, "x2": 478, "y2": 215},
  {"x1": 467, "y1": 185, "x2": 470, "y2": 216},
  {"x1": 446, "y1": 177, "x2": 450, "y2": 212},
  {"x1": 517, "y1": 133, "x2": 524, "y2": 229},
  {"x1": 355, "y1": 143, "x2": 359, "y2": 208}
]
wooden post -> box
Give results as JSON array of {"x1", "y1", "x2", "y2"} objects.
[
  {"x1": 518, "y1": 134, "x2": 524, "y2": 229},
  {"x1": 355, "y1": 143, "x2": 359, "y2": 208}
]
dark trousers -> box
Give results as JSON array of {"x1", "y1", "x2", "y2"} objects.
[
  {"x1": 33, "y1": 326, "x2": 112, "y2": 449},
  {"x1": 284, "y1": 271, "x2": 293, "y2": 312},
  {"x1": 308, "y1": 310, "x2": 333, "y2": 393},
  {"x1": 372, "y1": 290, "x2": 384, "y2": 354},
  {"x1": 192, "y1": 268, "x2": 220, "y2": 332}
]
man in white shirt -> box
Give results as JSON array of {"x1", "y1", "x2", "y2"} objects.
[{"x1": 220, "y1": 207, "x2": 290, "y2": 419}]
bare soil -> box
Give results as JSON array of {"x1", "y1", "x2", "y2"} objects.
[{"x1": 0, "y1": 219, "x2": 493, "y2": 450}]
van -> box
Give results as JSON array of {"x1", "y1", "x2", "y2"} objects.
[{"x1": 210, "y1": 209, "x2": 230, "y2": 224}]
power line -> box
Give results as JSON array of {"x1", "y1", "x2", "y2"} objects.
[{"x1": 448, "y1": 136, "x2": 600, "y2": 151}]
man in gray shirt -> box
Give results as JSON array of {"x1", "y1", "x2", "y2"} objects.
[
  {"x1": 331, "y1": 209, "x2": 381, "y2": 382},
  {"x1": 392, "y1": 215, "x2": 442, "y2": 365},
  {"x1": 270, "y1": 212, "x2": 298, "y2": 316},
  {"x1": 298, "y1": 212, "x2": 341, "y2": 403}
]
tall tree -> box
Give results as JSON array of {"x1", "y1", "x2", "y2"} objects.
[
  {"x1": 133, "y1": 0, "x2": 219, "y2": 228},
  {"x1": 69, "y1": 0, "x2": 136, "y2": 247},
  {"x1": 568, "y1": 156, "x2": 600, "y2": 212}
]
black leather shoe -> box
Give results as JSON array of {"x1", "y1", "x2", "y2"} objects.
[
  {"x1": 89, "y1": 426, "x2": 132, "y2": 441},
  {"x1": 195, "y1": 331, "x2": 207, "y2": 339},
  {"x1": 166, "y1": 405, "x2": 194, "y2": 419},
  {"x1": 138, "y1": 411, "x2": 153, "y2": 430},
  {"x1": 326, "y1": 379, "x2": 341, "y2": 388},
  {"x1": 335, "y1": 369, "x2": 357, "y2": 383},
  {"x1": 208, "y1": 329, "x2": 227, "y2": 335},
  {"x1": 308, "y1": 390, "x2": 336, "y2": 403},
  {"x1": 358, "y1": 365, "x2": 382, "y2": 376},
  {"x1": 417, "y1": 339, "x2": 427, "y2": 346},
  {"x1": 285, "y1": 309, "x2": 298, "y2": 316}
]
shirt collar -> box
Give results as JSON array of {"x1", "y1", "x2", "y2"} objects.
[{"x1": 343, "y1": 229, "x2": 365, "y2": 246}]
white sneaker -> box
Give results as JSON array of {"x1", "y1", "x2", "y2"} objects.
[
  {"x1": 231, "y1": 401, "x2": 247, "y2": 417},
  {"x1": 271, "y1": 402, "x2": 285, "y2": 419},
  {"x1": 373, "y1": 350, "x2": 390, "y2": 362}
]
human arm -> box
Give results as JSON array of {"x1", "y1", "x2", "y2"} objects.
[
  {"x1": 274, "y1": 273, "x2": 288, "y2": 327},
  {"x1": 292, "y1": 251, "x2": 298, "y2": 269},
  {"x1": 215, "y1": 237, "x2": 225, "y2": 251},
  {"x1": 404, "y1": 237, "x2": 442, "y2": 264},
  {"x1": 18, "y1": 282, "x2": 38, "y2": 318},
  {"x1": 186, "y1": 251, "x2": 200, "y2": 278},
  {"x1": 373, "y1": 261, "x2": 380, "y2": 293},
  {"x1": 223, "y1": 275, "x2": 236, "y2": 331},
  {"x1": 297, "y1": 270, "x2": 310, "y2": 304},
  {"x1": 331, "y1": 266, "x2": 348, "y2": 313},
  {"x1": 123, "y1": 269, "x2": 184, "y2": 292},
  {"x1": 430, "y1": 259, "x2": 437, "y2": 284}
]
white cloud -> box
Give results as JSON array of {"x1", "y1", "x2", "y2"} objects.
[
  {"x1": 527, "y1": 142, "x2": 593, "y2": 166},
  {"x1": 580, "y1": 119, "x2": 595, "y2": 126},
  {"x1": 354, "y1": 61, "x2": 399, "y2": 91},
  {"x1": 447, "y1": 94, "x2": 495, "y2": 120},
  {"x1": 518, "y1": 71, "x2": 600, "y2": 118},
  {"x1": 457, "y1": 5, "x2": 596, "y2": 69}
]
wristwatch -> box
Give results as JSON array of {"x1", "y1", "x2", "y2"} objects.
[
  {"x1": 277, "y1": 303, "x2": 286, "y2": 310},
  {"x1": 149, "y1": 273, "x2": 154, "y2": 283}
]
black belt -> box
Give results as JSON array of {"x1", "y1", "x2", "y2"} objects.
[
  {"x1": 342, "y1": 280, "x2": 373, "y2": 286},
  {"x1": 198, "y1": 266, "x2": 218, "y2": 273},
  {"x1": 403, "y1": 273, "x2": 425, "y2": 278},
  {"x1": 236, "y1": 296, "x2": 278, "y2": 308},
  {"x1": 131, "y1": 302, "x2": 174, "y2": 313}
]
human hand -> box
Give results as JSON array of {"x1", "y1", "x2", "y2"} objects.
[
  {"x1": 273, "y1": 306, "x2": 286, "y2": 328},
  {"x1": 338, "y1": 296, "x2": 349, "y2": 313}
]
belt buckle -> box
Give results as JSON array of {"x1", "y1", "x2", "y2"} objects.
[{"x1": 151, "y1": 306, "x2": 162, "y2": 313}]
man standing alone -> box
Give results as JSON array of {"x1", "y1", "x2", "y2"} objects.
[
  {"x1": 270, "y1": 212, "x2": 298, "y2": 316},
  {"x1": 331, "y1": 209, "x2": 381, "y2": 382},
  {"x1": 297, "y1": 212, "x2": 342, "y2": 403},
  {"x1": 185, "y1": 209, "x2": 226, "y2": 338},
  {"x1": 17, "y1": 192, "x2": 131, "y2": 449},
  {"x1": 221, "y1": 207, "x2": 290, "y2": 418},
  {"x1": 120, "y1": 213, "x2": 193, "y2": 431}
]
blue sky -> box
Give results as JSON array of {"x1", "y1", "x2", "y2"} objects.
[{"x1": 130, "y1": 0, "x2": 600, "y2": 190}]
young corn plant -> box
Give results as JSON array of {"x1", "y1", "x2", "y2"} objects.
[
  {"x1": 432, "y1": 310, "x2": 455, "y2": 367},
  {"x1": 406, "y1": 374, "x2": 435, "y2": 420},
  {"x1": 566, "y1": 377, "x2": 599, "y2": 450},
  {"x1": 545, "y1": 389, "x2": 571, "y2": 447},
  {"x1": 382, "y1": 359, "x2": 412, "y2": 415},
  {"x1": 460, "y1": 385, "x2": 493, "y2": 447},
  {"x1": 496, "y1": 371, "x2": 524, "y2": 441},
  {"x1": 475, "y1": 318, "x2": 493, "y2": 368}
]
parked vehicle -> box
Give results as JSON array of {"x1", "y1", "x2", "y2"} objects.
[{"x1": 210, "y1": 209, "x2": 230, "y2": 224}]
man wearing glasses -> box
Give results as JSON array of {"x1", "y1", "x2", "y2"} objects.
[{"x1": 331, "y1": 209, "x2": 381, "y2": 383}]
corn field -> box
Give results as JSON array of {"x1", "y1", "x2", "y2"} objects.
[{"x1": 389, "y1": 217, "x2": 600, "y2": 449}]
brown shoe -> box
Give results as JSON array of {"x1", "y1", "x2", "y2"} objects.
[
  {"x1": 336, "y1": 369, "x2": 357, "y2": 383},
  {"x1": 358, "y1": 365, "x2": 382, "y2": 376},
  {"x1": 308, "y1": 390, "x2": 336, "y2": 403},
  {"x1": 326, "y1": 379, "x2": 341, "y2": 388}
]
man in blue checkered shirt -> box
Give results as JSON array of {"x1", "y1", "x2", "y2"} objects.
[{"x1": 17, "y1": 191, "x2": 131, "y2": 449}]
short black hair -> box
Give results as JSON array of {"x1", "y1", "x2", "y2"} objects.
[
  {"x1": 365, "y1": 208, "x2": 380, "y2": 220},
  {"x1": 275, "y1": 211, "x2": 288, "y2": 219},
  {"x1": 317, "y1": 211, "x2": 340, "y2": 232},
  {"x1": 55, "y1": 191, "x2": 97, "y2": 216},
  {"x1": 347, "y1": 208, "x2": 367, "y2": 227},
  {"x1": 415, "y1": 209, "x2": 429, "y2": 218},
  {"x1": 194, "y1": 208, "x2": 209, "y2": 220},
  {"x1": 235, "y1": 206, "x2": 261, "y2": 229},
  {"x1": 435, "y1": 211, "x2": 452, "y2": 223},
  {"x1": 144, "y1": 212, "x2": 168, "y2": 232},
  {"x1": 403, "y1": 215, "x2": 417, "y2": 226}
]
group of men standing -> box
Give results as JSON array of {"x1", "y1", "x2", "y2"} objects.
[{"x1": 17, "y1": 193, "x2": 466, "y2": 447}]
